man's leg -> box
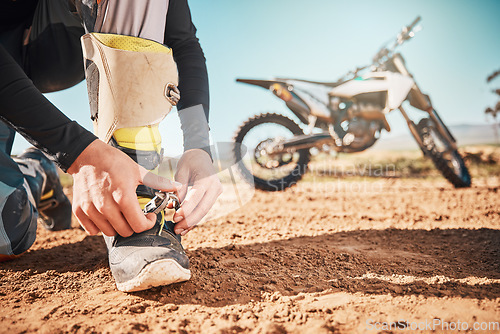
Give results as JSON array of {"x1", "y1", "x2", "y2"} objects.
[
  {"x1": 0, "y1": 121, "x2": 15, "y2": 156},
  {"x1": 0, "y1": 0, "x2": 78, "y2": 236},
  {"x1": 14, "y1": 149, "x2": 73, "y2": 231},
  {"x1": 0, "y1": 122, "x2": 72, "y2": 240},
  {"x1": 0, "y1": 49, "x2": 72, "y2": 262},
  {"x1": 78, "y1": 0, "x2": 190, "y2": 292},
  {"x1": 0, "y1": 146, "x2": 38, "y2": 262},
  {"x1": 0, "y1": 127, "x2": 71, "y2": 263}
]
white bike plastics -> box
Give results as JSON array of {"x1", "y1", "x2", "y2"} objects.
[{"x1": 234, "y1": 16, "x2": 471, "y2": 190}]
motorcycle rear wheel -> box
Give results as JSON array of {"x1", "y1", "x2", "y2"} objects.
[
  {"x1": 233, "y1": 113, "x2": 311, "y2": 191},
  {"x1": 416, "y1": 118, "x2": 471, "y2": 188}
]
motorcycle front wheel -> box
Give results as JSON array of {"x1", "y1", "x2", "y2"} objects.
[
  {"x1": 416, "y1": 118, "x2": 471, "y2": 188},
  {"x1": 233, "y1": 113, "x2": 311, "y2": 191}
]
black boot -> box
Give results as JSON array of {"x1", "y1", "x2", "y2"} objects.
[
  {"x1": 15, "y1": 148, "x2": 72, "y2": 231},
  {"x1": 104, "y1": 215, "x2": 190, "y2": 292},
  {"x1": 102, "y1": 133, "x2": 190, "y2": 292}
]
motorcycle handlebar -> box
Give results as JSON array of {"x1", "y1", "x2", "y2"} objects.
[
  {"x1": 407, "y1": 16, "x2": 421, "y2": 32},
  {"x1": 363, "y1": 17, "x2": 423, "y2": 72},
  {"x1": 384, "y1": 16, "x2": 422, "y2": 57}
]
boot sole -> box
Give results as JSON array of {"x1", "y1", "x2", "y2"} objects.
[{"x1": 115, "y1": 258, "x2": 191, "y2": 292}]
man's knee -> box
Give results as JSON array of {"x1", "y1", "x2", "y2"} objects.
[{"x1": 0, "y1": 184, "x2": 38, "y2": 257}]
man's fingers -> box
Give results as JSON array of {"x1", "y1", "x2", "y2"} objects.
[
  {"x1": 95, "y1": 202, "x2": 134, "y2": 237},
  {"x1": 174, "y1": 169, "x2": 189, "y2": 202},
  {"x1": 174, "y1": 190, "x2": 219, "y2": 233},
  {"x1": 145, "y1": 212, "x2": 157, "y2": 224},
  {"x1": 74, "y1": 208, "x2": 99, "y2": 235},
  {"x1": 176, "y1": 183, "x2": 189, "y2": 203},
  {"x1": 81, "y1": 203, "x2": 117, "y2": 237},
  {"x1": 141, "y1": 170, "x2": 182, "y2": 193},
  {"x1": 114, "y1": 191, "x2": 156, "y2": 234},
  {"x1": 174, "y1": 185, "x2": 207, "y2": 223}
]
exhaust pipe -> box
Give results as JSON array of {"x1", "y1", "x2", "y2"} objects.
[{"x1": 271, "y1": 132, "x2": 334, "y2": 153}]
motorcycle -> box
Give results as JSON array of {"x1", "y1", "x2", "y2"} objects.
[{"x1": 233, "y1": 17, "x2": 471, "y2": 191}]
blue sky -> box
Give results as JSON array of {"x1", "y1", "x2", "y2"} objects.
[{"x1": 12, "y1": 0, "x2": 500, "y2": 155}]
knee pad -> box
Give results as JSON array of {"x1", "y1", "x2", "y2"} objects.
[
  {"x1": 81, "y1": 33, "x2": 179, "y2": 143},
  {"x1": 0, "y1": 185, "x2": 37, "y2": 257}
]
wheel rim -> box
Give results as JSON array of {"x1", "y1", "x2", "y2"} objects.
[{"x1": 240, "y1": 122, "x2": 301, "y2": 182}]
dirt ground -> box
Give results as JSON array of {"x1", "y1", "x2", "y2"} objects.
[{"x1": 1, "y1": 176, "x2": 499, "y2": 333}]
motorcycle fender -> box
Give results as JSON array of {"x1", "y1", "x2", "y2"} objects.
[
  {"x1": 330, "y1": 72, "x2": 414, "y2": 111},
  {"x1": 383, "y1": 72, "x2": 414, "y2": 111},
  {"x1": 236, "y1": 78, "x2": 313, "y2": 124}
]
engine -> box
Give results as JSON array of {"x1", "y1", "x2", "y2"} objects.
[{"x1": 331, "y1": 99, "x2": 388, "y2": 152}]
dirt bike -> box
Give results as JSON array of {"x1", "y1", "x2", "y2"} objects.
[{"x1": 233, "y1": 17, "x2": 471, "y2": 191}]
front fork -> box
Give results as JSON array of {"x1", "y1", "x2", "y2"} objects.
[
  {"x1": 398, "y1": 105, "x2": 424, "y2": 147},
  {"x1": 399, "y1": 82, "x2": 457, "y2": 151},
  {"x1": 392, "y1": 55, "x2": 457, "y2": 150},
  {"x1": 399, "y1": 105, "x2": 458, "y2": 151},
  {"x1": 428, "y1": 108, "x2": 457, "y2": 147}
]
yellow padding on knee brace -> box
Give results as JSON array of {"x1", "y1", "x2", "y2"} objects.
[
  {"x1": 91, "y1": 33, "x2": 172, "y2": 54},
  {"x1": 113, "y1": 125, "x2": 162, "y2": 152}
]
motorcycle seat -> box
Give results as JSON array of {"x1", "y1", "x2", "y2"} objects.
[{"x1": 275, "y1": 78, "x2": 344, "y2": 88}]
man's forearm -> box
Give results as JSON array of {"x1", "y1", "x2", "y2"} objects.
[
  {"x1": 178, "y1": 104, "x2": 211, "y2": 158},
  {"x1": 0, "y1": 44, "x2": 96, "y2": 170},
  {"x1": 164, "y1": 0, "x2": 211, "y2": 156},
  {"x1": 172, "y1": 37, "x2": 210, "y2": 120}
]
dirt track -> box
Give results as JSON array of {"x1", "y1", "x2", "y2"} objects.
[{"x1": 1, "y1": 177, "x2": 499, "y2": 333}]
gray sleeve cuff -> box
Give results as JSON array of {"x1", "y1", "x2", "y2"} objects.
[{"x1": 178, "y1": 104, "x2": 212, "y2": 159}]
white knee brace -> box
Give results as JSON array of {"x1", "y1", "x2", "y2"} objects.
[{"x1": 81, "y1": 33, "x2": 179, "y2": 142}]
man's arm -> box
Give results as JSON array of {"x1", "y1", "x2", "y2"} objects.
[
  {"x1": 164, "y1": 0, "x2": 211, "y2": 158},
  {"x1": 164, "y1": 0, "x2": 209, "y2": 119},
  {"x1": 163, "y1": 0, "x2": 222, "y2": 235},
  {"x1": 0, "y1": 42, "x2": 176, "y2": 237},
  {"x1": 0, "y1": 44, "x2": 96, "y2": 170}
]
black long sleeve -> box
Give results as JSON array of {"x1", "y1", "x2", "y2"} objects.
[
  {"x1": 164, "y1": 0, "x2": 209, "y2": 121},
  {"x1": 0, "y1": 44, "x2": 96, "y2": 170},
  {"x1": 0, "y1": 0, "x2": 208, "y2": 171}
]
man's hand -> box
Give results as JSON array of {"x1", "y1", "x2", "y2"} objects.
[
  {"x1": 173, "y1": 149, "x2": 222, "y2": 235},
  {"x1": 67, "y1": 139, "x2": 181, "y2": 237}
]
